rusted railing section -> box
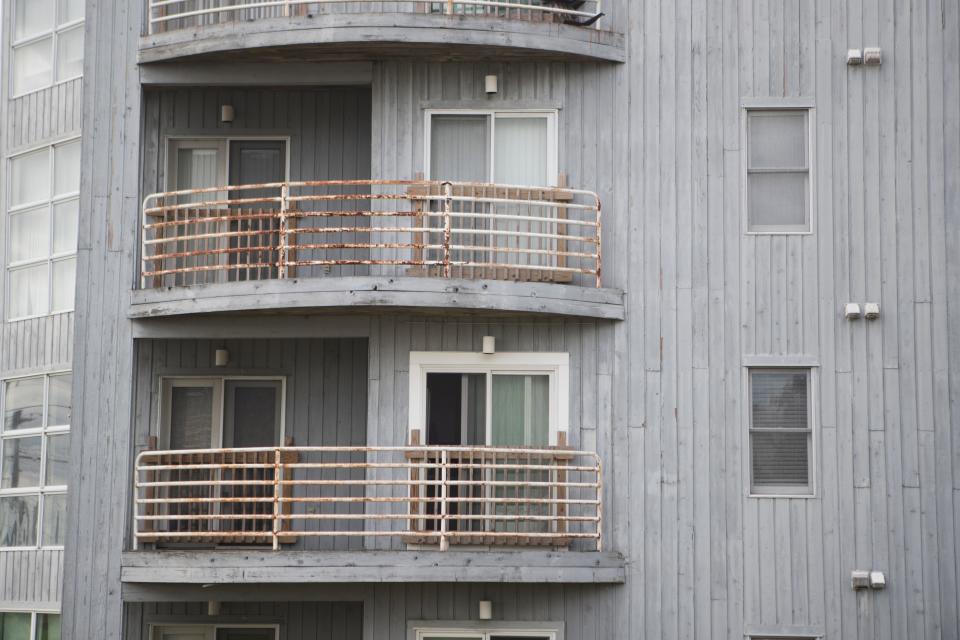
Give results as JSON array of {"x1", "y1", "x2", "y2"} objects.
[
  {"x1": 146, "y1": 1, "x2": 605, "y2": 35},
  {"x1": 140, "y1": 179, "x2": 603, "y2": 289},
  {"x1": 133, "y1": 445, "x2": 603, "y2": 551}
]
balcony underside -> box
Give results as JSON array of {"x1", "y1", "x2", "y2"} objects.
[
  {"x1": 138, "y1": 13, "x2": 626, "y2": 64},
  {"x1": 129, "y1": 276, "x2": 625, "y2": 320},
  {"x1": 120, "y1": 550, "x2": 626, "y2": 584}
]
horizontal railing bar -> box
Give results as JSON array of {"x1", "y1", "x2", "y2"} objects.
[
  {"x1": 135, "y1": 530, "x2": 601, "y2": 539},
  {"x1": 137, "y1": 461, "x2": 598, "y2": 472},
  {"x1": 136, "y1": 495, "x2": 601, "y2": 505},
  {"x1": 136, "y1": 513, "x2": 598, "y2": 522}
]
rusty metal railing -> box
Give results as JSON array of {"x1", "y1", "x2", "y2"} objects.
[
  {"x1": 133, "y1": 445, "x2": 603, "y2": 551},
  {"x1": 140, "y1": 179, "x2": 602, "y2": 289},
  {"x1": 146, "y1": 1, "x2": 605, "y2": 35}
]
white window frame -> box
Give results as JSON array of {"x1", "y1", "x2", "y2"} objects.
[
  {"x1": 741, "y1": 98, "x2": 816, "y2": 235},
  {"x1": 744, "y1": 364, "x2": 817, "y2": 498},
  {"x1": 411, "y1": 621, "x2": 563, "y2": 640},
  {"x1": 157, "y1": 376, "x2": 287, "y2": 450},
  {"x1": 0, "y1": 370, "x2": 72, "y2": 550},
  {"x1": 0, "y1": 609, "x2": 61, "y2": 640},
  {"x1": 149, "y1": 623, "x2": 281, "y2": 640},
  {"x1": 9, "y1": 0, "x2": 84, "y2": 98},
  {"x1": 423, "y1": 109, "x2": 559, "y2": 187},
  {"x1": 408, "y1": 352, "x2": 569, "y2": 447},
  {"x1": 4, "y1": 136, "x2": 82, "y2": 321}
]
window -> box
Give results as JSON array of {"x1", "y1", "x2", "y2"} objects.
[
  {"x1": 151, "y1": 626, "x2": 278, "y2": 640},
  {"x1": 0, "y1": 612, "x2": 60, "y2": 640},
  {"x1": 159, "y1": 377, "x2": 284, "y2": 449},
  {"x1": 409, "y1": 352, "x2": 569, "y2": 447},
  {"x1": 426, "y1": 110, "x2": 558, "y2": 186},
  {"x1": 0, "y1": 373, "x2": 71, "y2": 548},
  {"x1": 6, "y1": 140, "x2": 80, "y2": 320},
  {"x1": 745, "y1": 109, "x2": 812, "y2": 232},
  {"x1": 413, "y1": 624, "x2": 560, "y2": 640},
  {"x1": 10, "y1": 0, "x2": 84, "y2": 96},
  {"x1": 748, "y1": 369, "x2": 813, "y2": 496}
]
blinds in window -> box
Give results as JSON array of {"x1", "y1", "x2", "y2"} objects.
[{"x1": 750, "y1": 370, "x2": 811, "y2": 492}]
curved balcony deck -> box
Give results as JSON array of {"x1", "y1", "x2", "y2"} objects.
[
  {"x1": 133, "y1": 179, "x2": 624, "y2": 320},
  {"x1": 139, "y1": 2, "x2": 625, "y2": 63}
]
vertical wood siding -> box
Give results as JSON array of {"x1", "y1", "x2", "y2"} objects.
[
  {"x1": 0, "y1": 550, "x2": 64, "y2": 609},
  {"x1": 4, "y1": 79, "x2": 84, "y2": 153},
  {"x1": 62, "y1": 0, "x2": 960, "y2": 639}
]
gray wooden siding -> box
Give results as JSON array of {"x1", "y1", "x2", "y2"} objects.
[
  {"x1": 0, "y1": 313, "x2": 75, "y2": 373},
  {"x1": 4, "y1": 79, "x2": 84, "y2": 153},
  {"x1": 0, "y1": 550, "x2": 64, "y2": 609},
  {"x1": 124, "y1": 601, "x2": 363, "y2": 639},
  {"x1": 132, "y1": 338, "x2": 368, "y2": 551},
  {"x1": 61, "y1": 0, "x2": 960, "y2": 640}
]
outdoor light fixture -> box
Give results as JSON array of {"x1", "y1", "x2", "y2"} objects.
[
  {"x1": 485, "y1": 75, "x2": 499, "y2": 94},
  {"x1": 478, "y1": 600, "x2": 493, "y2": 620},
  {"x1": 220, "y1": 104, "x2": 235, "y2": 123},
  {"x1": 482, "y1": 336, "x2": 496, "y2": 354},
  {"x1": 207, "y1": 601, "x2": 221, "y2": 616},
  {"x1": 215, "y1": 348, "x2": 230, "y2": 367}
]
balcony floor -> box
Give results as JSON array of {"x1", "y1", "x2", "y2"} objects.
[
  {"x1": 121, "y1": 549, "x2": 626, "y2": 584},
  {"x1": 138, "y1": 13, "x2": 625, "y2": 64},
  {"x1": 128, "y1": 276, "x2": 625, "y2": 320}
]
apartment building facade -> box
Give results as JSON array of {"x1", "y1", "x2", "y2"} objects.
[{"x1": 0, "y1": 0, "x2": 958, "y2": 639}]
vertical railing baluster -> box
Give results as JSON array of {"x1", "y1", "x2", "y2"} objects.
[
  {"x1": 442, "y1": 182, "x2": 453, "y2": 279},
  {"x1": 439, "y1": 449, "x2": 449, "y2": 550},
  {"x1": 278, "y1": 183, "x2": 289, "y2": 279},
  {"x1": 273, "y1": 448, "x2": 282, "y2": 550}
]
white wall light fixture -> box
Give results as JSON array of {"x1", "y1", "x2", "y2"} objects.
[
  {"x1": 478, "y1": 600, "x2": 493, "y2": 620},
  {"x1": 215, "y1": 348, "x2": 230, "y2": 367},
  {"x1": 485, "y1": 75, "x2": 499, "y2": 94},
  {"x1": 482, "y1": 336, "x2": 496, "y2": 355},
  {"x1": 221, "y1": 104, "x2": 235, "y2": 123}
]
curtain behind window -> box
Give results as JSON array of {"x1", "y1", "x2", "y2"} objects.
[{"x1": 494, "y1": 116, "x2": 549, "y2": 186}]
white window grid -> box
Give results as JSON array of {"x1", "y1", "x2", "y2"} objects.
[
  {"x1": 0, "y1": 371, "x2": 71, "y2": 550},
  {"x1": 746, "y1": 367, "x2": 816, "y2": 498},
  {"x1": 9, "y1": 0, "x2": 84, "y2": 98},
  {"x1": 5, "y1": 138, "x2": 81, "y2": 321},
  {"x1": 0, "y1": 610, "x2": 61, "y2": 640}
]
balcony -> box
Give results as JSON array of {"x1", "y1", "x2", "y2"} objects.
[
  {"x1": 133, "y1": 445, "x2": 602, "y2": 551},
  {"x1": 133, "y1": 180, "x2": 624, "y2": 319},
  {"x1": 139, "y1": 1, "x2": 624, "y2": 64}
]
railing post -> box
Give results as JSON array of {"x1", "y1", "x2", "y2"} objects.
[
  {"x1": 439, "y1": 449, "x2": 449, "y2": 551},
  {"x1": 446, "y1": 0, "x2": 454, "y2": 15},
  {"x1": 273, "y1": 448, "x2": 282, "y2": 551},
  {"x1": 278, "y1": 183, "x2": 289, "y2": 279},
  {"x1": 595, "y1": 456, "x2": 603, "y2": 552},
  {"x1": 442, "y1": 182, "x2": 453, "y2": 279},
  {"x1": 594, "y1": 195, "x2": 602, "y2": 288}
]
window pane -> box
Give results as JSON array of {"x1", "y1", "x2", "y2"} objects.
[
  {"x1": 0, "y1": 611, "x2": 32, "y2": 640},
  {"x1": 0, "y1": 495, "x2": 39, "y2": 547},
  {"x1": 45, "y1": 433, "x2": 71, "y2": 485},
  {"x1": 52, "y1": 200, "x2": 79, "y2": 254},
  {"x1": 55, "y1": 26, "x2": 84, "y2": 81},
  {"x1": 59, "y1": 0, "x2": 84, "y2": 23},
  {"x1": 10, "y1": 149, "x2": 51, "y2": 207},
  {"x1": 491, "y1": 374, "x2": 549, "y2": 447},
  {"x1": 9, "y1": 264, "x2": 50, "y2": 318},
  {"x1": 430, "y1": 115, "x2": 490, "y2": 182},
  {"x1": 1, "y1": 436, "x2": 43, "y2": 488},
  {"x1": 51, "y1": 258, "x2": 76, "y2": 313},
  {"x1": 12, "y1": 37, "x2": 53, "y2": 95},
  {"x1": 751, "y1": 370, "x2": 809, "y2": 430},
  {"x1": 4, "y1": 377, "x2": 45, "y2": 431},
  {"x1": 169, "y1": 386, "x2": 215, "y2": 449},
  {"x1": 751, "y1": 431, "x2": 810, "y2": 487},
  {"x1": 41, "y1": 493, "x2": 67, "y2": 546},
  {"x1": 747, "y1": 172, "x2": 808, "y2": 230},
  {"x1": 14, "y1": 0, "x2": 54, "y2": 40},
  {"x1": 9, "y1": 206, "x2": 50, "y2": 263},
  {"x1": 749, "y1": 112, "x2": 806, "y2": 168},
  {"x1": 37, "y1": 613, "x2": 62, "y2": 640},
  {"x1": 494, "y1": 116, "x2": 549, "y2": 186},
  {"x1": 47, "y1": 374, "x2": 73, "y2": 427},
  {"x1": 54, "y1": 141, "x2": 82, "y2": 196}
]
